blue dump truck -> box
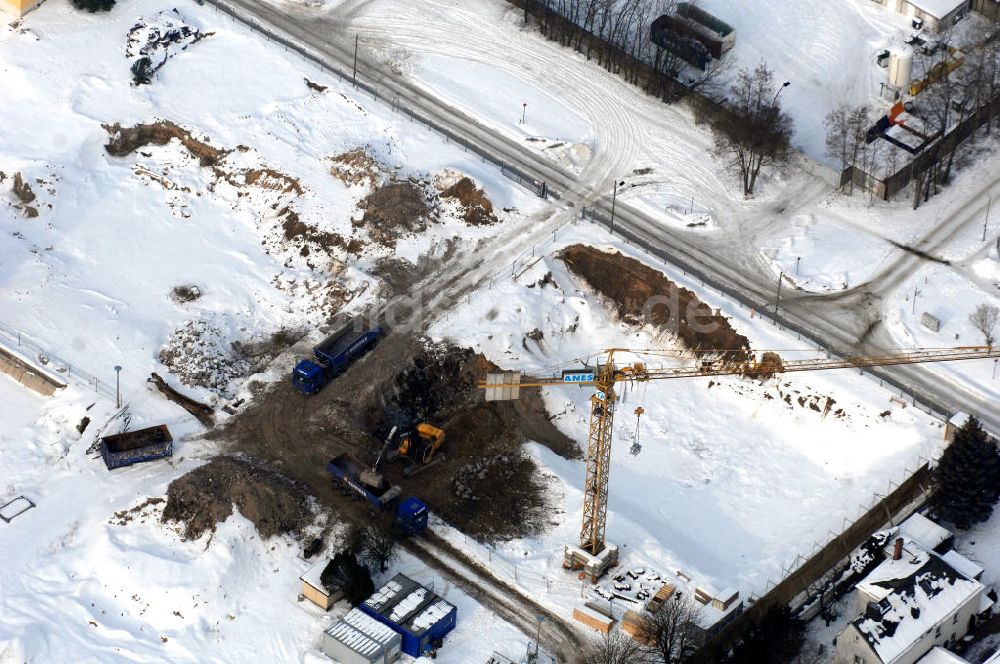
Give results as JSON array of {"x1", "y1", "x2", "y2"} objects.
[
  {"x1": 292, "y1": 321, "x2": 384, "y2": 395},
  {"x1": 327, "y1": 454, "x2": 429, "y2": 535},
  {"x1": 100, "y1": 424, "x2": 173, "y2": 470}
]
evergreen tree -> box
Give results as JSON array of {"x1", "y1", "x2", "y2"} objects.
[
  {"x1": 721, "y1": 605, "x2": 804, "y2": 664},
  {"x1": 333, "y1": 551, "x2": 374, "y2": 606},
  {"x1": 71, "y1": 0, "x2": 115, "y2": 13},
  {"x1": 931, "y1": 416, "x2": 1000, "y2": 529}
]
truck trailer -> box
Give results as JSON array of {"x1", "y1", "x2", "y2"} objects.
[
  {"x1": 292, "y1": 321, "x2": 384, "y2": 395},
  {"x1": 327, "y1": 454, "x2": 429, "y2": 535}
]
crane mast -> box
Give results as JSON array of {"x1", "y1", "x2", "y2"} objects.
[{"x1": 481, "y1": 345, "x2": 998, "y2": 581}]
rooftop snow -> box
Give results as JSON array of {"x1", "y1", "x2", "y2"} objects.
[
  {"x1": 408, "y1": 599, "x2": 454, "y2": 634},
  {"x1": 853, "y1": 544, "x2": 983, "y2": 663},
  {"x1": 299, "y1": 559, "x2": 333, "y2": 593},
  {"x1": 917, "y1": 646, "x2": 973, "y2": 664},
  {"x1": 325, "y1": 608, "x2": 398, "y2": 655},
  {"x1": 899, "y1": 513, "x2": 952, "y2": 551},
  {"x1": 364, "y1": 573, "x2": 454, "y2": 635},
  {"x1": 942, "y1": 550, "x2": 983, "y2": 581},
  {"x1": 905, "y1": 0, "x2": 966, "y2": 20}
]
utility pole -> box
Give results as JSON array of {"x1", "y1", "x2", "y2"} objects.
[
  {"x1": 114, "y1": 365, "x2": 122, "y2": 409},
  {"x1": 610, "y1": 179, "x2": 625, "y2": 234},
  {"x1": 911, "y1": 283, "x2": 921, "y2": 316},
  {"x1": 984, "y1": 195, "x2": 992, "y2": 243},
  {"x1": 774, "y1": 271, "x2": 784, "y2": 316},
  {"x1": 352, "y1": 35, "x2": 358, "y2": 88}
]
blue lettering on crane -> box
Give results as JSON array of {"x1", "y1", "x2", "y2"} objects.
[{"x1": 563, "y1": 372, "x2": 595, "y2": 383}]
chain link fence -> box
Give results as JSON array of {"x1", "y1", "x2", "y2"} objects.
[{"x1": 0, "y1": 321, "x2": 116, "y2": 400}]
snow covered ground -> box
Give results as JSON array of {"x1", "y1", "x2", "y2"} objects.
[
  {"x1": 0, "y1": 0, "x2": 542, "y2": 660},
  {"x1": 0, "y1": 374, "x2": 526, "y2": 663},
  {"x1": 886, "y1": 263, "x2": 1000, "y2": 405},
  {"x1": 757, "y1": 137, "x2": 1000, "y2": 294},
  {"x1": 429, "y1": 222, "x2": 950, "y2": 622}
]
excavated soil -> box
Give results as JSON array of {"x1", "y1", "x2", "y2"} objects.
[
  {"x1": 561, "y1": 244, "x2": 752, "y2": 362},
  {"x1": 162, "y1": 455, "x2": 313, "y2": 540},
  {"x1": 104, "y1": 120, "x2": 227, "y2": 166},
  {"x1": 440, "y1": 177, "x2": 497, "y2": 226},
  {"x1": 329, "y1": 148, "x2": 381, "y2": 189},
  {"x1": 357, "y1": 181, "x2": 431, "y2": 248},
  {"x1": 212, "y1": 333, "x2": 575, "y2": 542}
]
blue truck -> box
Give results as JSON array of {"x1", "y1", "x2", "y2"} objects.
[
  {"x1": 327, "y1": 454, "x2": 429, "y2": 535},
  {"x1": 100, "y1": 424, "x2": 173, "y2": 470},
  {"x1": 292, "y1": 321, "x2": 384, "y2": 395}
]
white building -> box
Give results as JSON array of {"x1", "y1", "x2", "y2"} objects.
[
  {"x1": 834, "y1": 535, "x2": 993, "y2": 664},
  {"x1": 875, "y1": 0, "x2": 971, "y2": 32}
]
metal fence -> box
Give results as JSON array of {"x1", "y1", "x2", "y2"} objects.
[{"x1": 0, "y1": 321, "x2": 116, "y2": 400}]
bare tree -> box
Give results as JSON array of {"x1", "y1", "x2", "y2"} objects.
[
  {"x1": 358, "y1": 523, "x2": 399, "y2": 573},
  {"x1": 638, "y1": 596, "x2": 703, "y2": 664},
  {"x1": 825, "y1": 104, "x2": 871, "y2": 193},
  {"x1": 582, "y1": 630, "x2": 650, "y2": 664},
  {"x1": 969, "y1": 303, "x2": 999, "y2": 346},
  {"x1": 805, "y1": 566, "x2": 842, "y2": 626},
  {"x1": 714, "y1": 61, "x2": 794, "y2": 197}
]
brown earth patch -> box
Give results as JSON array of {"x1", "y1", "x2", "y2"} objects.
[
  {"x1": 104, "y1": 120, "x2": 228, "y2": 167},
  {"x1": 162, "y1": 455, "x2": 313, "y2": 540},
  {"x1": 560, "y1": 244, "x2": 752, "y2": 363},
  {"x1": 440, "y1": 177, "x2": 497, "y2": 226},
  {"x1": 330, "y1": 148, "x2": 381, "y2": 189},
  {"x1": 213, "y1": 334, "x2": 574, "y2": 543},
  {"x1": 357, "y1": 181, "x2": 431, "y2": 248},
  {"x1": 12, "y1": 172, "x2": 35, "y2": 204}
]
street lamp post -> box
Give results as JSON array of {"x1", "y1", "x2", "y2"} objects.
[
  {"x1": 114, "y1": 365, "x2": 122, "y2": 409},
  {"x1": 983, "y1": 195, "x2": 992, "y2": 243},
  {"x1": 771, "y1": 81, "x2": 791, "y2": 113},
  {"x1": 610, "y1": 179, "x2": 625, "y2": 234},
  {"x1": 774, "y1": 271, "x2": 784, "y2": 316},
  {"x1": 521, "y1": 102, "x2": 527, "y2": 125}
]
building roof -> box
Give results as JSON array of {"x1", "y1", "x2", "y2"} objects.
[
  {"x1": 852, "y1": 541, "x2": 983, "y2": 664},
  {"x1": 300, "y1": 559, "x2": 338, "y2": 595},
  {"x1": 917, "y1": 647, "x2": 971, "y2": 664},
  {"x1": 899, "y1": 513, "x2": 952, "y2": 551},
  {"x1": 324, "y1": 608, "x2": 399, "y2": 657},
  {"x1": 906, "y1": 0, "x2": 967, "y2": 20},
  {"x1": 942, "y1": 550, "x2": 983, "y2": 581},
  {"x1": 363, "y1": 573, "x2": 455, "y2": 637}
]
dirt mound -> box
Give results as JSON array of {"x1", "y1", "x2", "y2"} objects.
[
  {"x1": 746, "y1": 351, "x2": 784, "y2": 380},
  {"x1": 12, "y1": 172, "x2": 35, "y2": 204},
  {"x1": 357, "y1": 182, "x2": 430, "y2": 248},
  {"x1": 560, "y1": 244, "x2": 751, "y2": 363},
  {"x1": 104, "y1": 120, "x2": 227, "y2": 166},
  {"x1": 440, "y1": 177, "x2": 497, "y2": 226},
  {"x1": 354, "y1": 340, "x2": 575, "y2": 540},
  {"x1": 162, "y1": 456, "x2": 313, "y2": 540},
  {"x1": 330, "y1": 148, "x2": 381, "y2": 189}
]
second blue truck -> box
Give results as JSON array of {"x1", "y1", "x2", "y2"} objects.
[{"x1": 292, "y1": 320, "x2": 383, "y2": 395}]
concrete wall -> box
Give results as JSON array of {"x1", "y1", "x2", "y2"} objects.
[
  {"x1": 0, "y1": 346, "x2": 65, "y2": 396},
  {"x1": 972, "y1": 0, "x2": 1000, "y2": 20},
  {"x1": 835, "y1": 624, "x2": 880, "y2": 664}
]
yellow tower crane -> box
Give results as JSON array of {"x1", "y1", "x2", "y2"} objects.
[{"x1": 480, "y1": 345, "x2": 999, "y2": 581}]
